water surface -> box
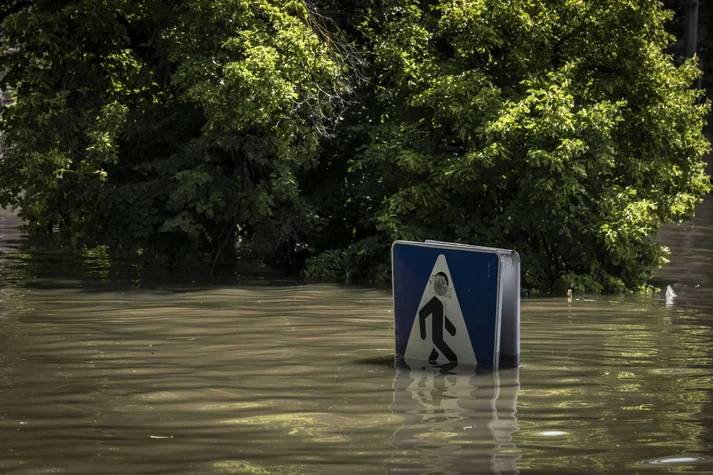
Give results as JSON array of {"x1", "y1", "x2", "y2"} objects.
[{"x1": 1, "y1": 202, "x2": 713, "y2": 474}]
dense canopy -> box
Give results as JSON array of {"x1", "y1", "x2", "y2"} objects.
[{"x1": 1, "y1": 0, "x2": 710, "y2": 291}]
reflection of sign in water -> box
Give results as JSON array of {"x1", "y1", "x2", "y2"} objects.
[
  {"x1": 390, "y1": 366, "x2": 520, "y2": 474},
  {"x1": 405, "y1": 254, "x2": 477, "y2": 366}
]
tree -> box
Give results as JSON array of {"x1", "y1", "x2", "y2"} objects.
[
  {"x1": 305, "y1": 0, "x2": 711, "y2": 292},
  {"x1": 1, "y1": 0, "x2": 709, "y2": 292},
  {"x1": 0, "y1": 0, "x2": 348, "y2": 266}
]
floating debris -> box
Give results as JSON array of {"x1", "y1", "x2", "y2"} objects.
[
  {"x1": 643, "y1": 455, "x2": 707, "y2": 465},
  {"x1": 665, "y1": 285, "x2": 677, "y2": 305}
]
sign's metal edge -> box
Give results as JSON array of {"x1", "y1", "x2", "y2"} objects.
[
  {"x1": 391, "y1": 241, "x2": 399, "y2": 363},
  {"x1": 394, "y1": 239, "x2": 511, "y2": 257},
  {"x1": 493, "y1": 254, "x2": 504, "y2": 369},
  {"x1": 422, "y1": 239, "x2": 517, "y2": 260}
]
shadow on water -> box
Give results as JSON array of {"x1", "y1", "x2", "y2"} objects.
[
  {"x1": 0, "y1": 211, "x2": 303, "y2": 292},
  {"x1": 353, "y1": 355, "x2": 397, "y2": 367}
]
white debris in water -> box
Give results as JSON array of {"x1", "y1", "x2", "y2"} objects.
[
  {"x1": 665, "y1": 285, "x2": 677, "y2": 305},
  {"x1": 645, "y1": 455, "x2": 703, "y2": 465},
  {"x1": 658, "y1": 457, "x2": 699, "y2": 464}
]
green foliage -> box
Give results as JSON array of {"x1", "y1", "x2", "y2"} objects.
[
  {"x1": 1, "y1": 0, "x2": 710, "y2": 291},
  {"x1": 303, "y1": 235, "x2": 390, "y2": 284},
  {"x1": 305, "y1": 0, "x2": 711, "y2": 291},
  {"x1": 0, "y1": 0, "x2": 347, "y2": 264}
]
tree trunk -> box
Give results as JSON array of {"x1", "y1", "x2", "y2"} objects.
[{"x1": 684, "y1": 0, "x2": 699, "y2": 58}]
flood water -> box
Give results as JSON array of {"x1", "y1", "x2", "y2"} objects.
[{"x1": 1, "y1": 201, "x2": 713, "y2": 474}]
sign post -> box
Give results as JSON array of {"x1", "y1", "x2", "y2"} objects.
[{"x1": 392, "y1": 240, "x2": 520, "y2": 369}]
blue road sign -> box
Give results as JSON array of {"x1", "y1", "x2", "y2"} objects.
[{"x1": 392, "y1": 241, "x2": 520, "y2": 369}]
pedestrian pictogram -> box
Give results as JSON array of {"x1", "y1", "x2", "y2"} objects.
[
  {"x1": 392, "y1": 240, "x2": 520, "y2": 369},
  {"x1": 405, "y1": 254, "x2": 477, "y2": 366}
]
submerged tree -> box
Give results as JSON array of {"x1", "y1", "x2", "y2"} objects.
[
  {"x1": 0, "y1": 0, "x2": 709, "y2": 291},
  {"x1": 305, "y1": 0, "x2": 711, "y2": 291},
  {"x1": 0, "y1": 0, "x2": 348, "y2": 265}
]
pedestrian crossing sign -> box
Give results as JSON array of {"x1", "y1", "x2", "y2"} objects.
[{"x1": 392, "y1": 240, "x2": 520, "y2": 369}]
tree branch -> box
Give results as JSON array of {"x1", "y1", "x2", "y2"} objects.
[{"x1": 0, "y1": 0, "x2": 32, "y2": 24}]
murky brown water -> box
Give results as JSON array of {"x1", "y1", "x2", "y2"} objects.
[{"x1": 1, "y1": 201, "x2": 713, "y2": 474}]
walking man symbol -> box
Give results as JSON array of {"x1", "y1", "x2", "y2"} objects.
[
  {"x1": 403, "y1": 254, "x2": 477, "y2": 366},
  {"x1": 418, "y1": 272, "x2": 457, "y2": 363}
]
